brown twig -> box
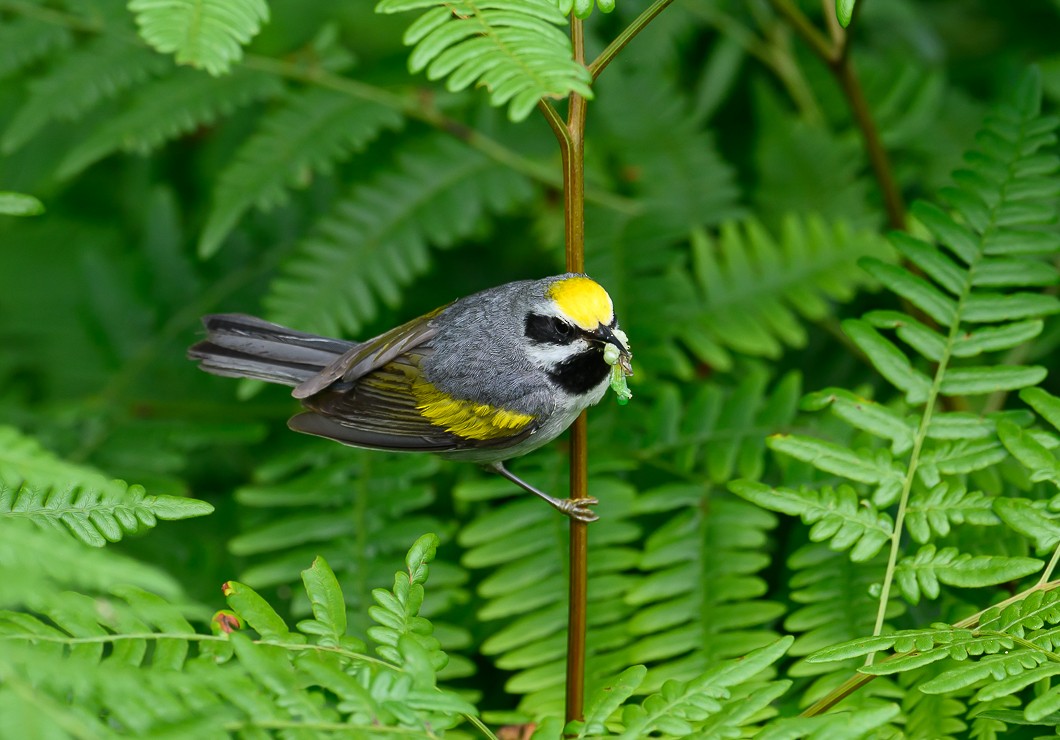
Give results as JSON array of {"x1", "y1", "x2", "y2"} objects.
[{"x1": 768, "y1": 0, "x2": 905, "y2": 229}]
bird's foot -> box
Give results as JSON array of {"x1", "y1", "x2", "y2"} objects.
[{"x1": 556, "y1": 496, "x2": 599, "y2": 523}]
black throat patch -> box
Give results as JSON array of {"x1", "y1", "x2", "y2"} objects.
[{"x1": 548, "y1": 345, "x2": 609, "y2": 395}]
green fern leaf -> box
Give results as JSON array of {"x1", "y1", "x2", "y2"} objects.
[
  {"x1": 0, "y1": 477, "x2": 213, "y2": 548},
  {"x1": 553, "y1": 0, "x2": 615, "y2": 19},
  {"x1": 0, "y1": 18, "x2": 70, "y2": 79},
  {"x1": 997, "y1": 389, "x2": 1060, "y2": 487},
  {"x1": 576, "y1": 665, "x2": 647, "y2": 738},
  {"x1": 198, "y1": 87, "x2": 404, "y2": 257},
  {"x1": 904, "y1": 482, "x2": 999, "y2": 543},
  {"x1": 0, "y1": 192, "x2": 44, "y2": 216},
  {"x1": 376, "y1": 0, "x2": 592, "y2": 121},
  {"x1": 231, "y1": 446, "x2": 471, "y2": 677},
  {"x1": 129, "y1": 0, "x2": 269, "y2": 75},
  {"x1": 919, "y1": 651, "x2": 1051, "y2": 694},
  {"x1": 895, "y1": 545, "x2": 1041, "y2": 605},
  {"x1": 765, "y1": 434, "x2": 905, "y2": 506},
  {"x1": 730, "y1": 482, "x2": 893, "y2": 561},
  {"x1": 0, "y1": 519, "x2": 182, "y2": 605},
  {"x1": 0, "y1": 426, "x2": 212, "y2": 547},
  {"x1": 616, "y1": 636, "x2": 793, "y2": 739},
  {"x1": 686, "y1": 215, "x2": 892, "y2": 369},
  {"x1": 757, "y1": 704, "x2": 900, "y2": 740},
  {"x1": 265, "y1": 134, "x2": 532, "y2": 336},
  {"x1": 296, "y1": 556, "x2": 350, "y2": 648},
  {"x1": 57, "y1": 67, "x2": 283, "y2": 179},
  {"x1": 628, "y1": 489, "x2": 781, "y2": 690},
  {"x1": 2, "y1": 37, "x2": 171, "y2": 154},
  {"x1": 639, "y1": 371, "x2": 801, "y2": 483},
  {"x1": 977, "y1": 589, "x2": 1060, "y2": 636},
  {"x1": 802, "y1": 388, "x2": 916, "y2": 455},
  {"x1": 457, "y1": 472, "x2": 639, "y2": 715},
  {"x1": 994, "y1": 498, "x2": 1060, "y2": 551},
  {"x1": 367, "y1": 533, "x2": 446, "y2": 669},
  {"x1": 783, "y1": 544, "x2": 904, "y2": 689}
]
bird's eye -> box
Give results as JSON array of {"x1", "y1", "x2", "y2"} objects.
[{"x1": 552, "y1": 318, "x2": 572, "y2": 337}]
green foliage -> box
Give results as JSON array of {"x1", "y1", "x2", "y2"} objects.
[
  {"x1": 0, "y1": 426, "x2": 212, "y2": 546},
  {"x1": 2, "y1": 0, "x2": 1060, "y2": 736},
  {"x1": 264, "y1": 134, "x2": 534, "y2": 335},
  {"x1": 129, "y1": 0, "x2": 269, "y2": 75},
  {"x1": 376, "y1": 0, "x2": 593, "y2": 121},
  {"x1": 0, "y1": 191, "x2": 43, "y2": 215},
  {"x1": 0, "y1": 526, "x2": 475, "y2": 736},
  {"x1": 199, "y1": 87, "x2": 404, "y2": 257}
]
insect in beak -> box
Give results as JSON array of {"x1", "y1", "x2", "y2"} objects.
[{"x1": 592, "y1": 324, "x2": 633, "y2": 376}]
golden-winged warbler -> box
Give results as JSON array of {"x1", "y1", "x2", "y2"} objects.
[{"x1": 188, "y1": 273, "x2": 632, "y2": 522}]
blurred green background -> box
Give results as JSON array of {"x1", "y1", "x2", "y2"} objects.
[{"x1": 2, "y1": 0, "x2": 1060, "y2": 723}]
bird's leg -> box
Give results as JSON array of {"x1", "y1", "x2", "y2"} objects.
[{"x1": 486, "y1": 462, "x2": 599, "y2": 523}]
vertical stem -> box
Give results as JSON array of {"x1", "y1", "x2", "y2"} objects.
[
  {"x1": 565, "y1": 17, "x2": 589, "y2": 731},
  {"x1": 834, "y1": 57, "x2": 905, "y2": 229}
]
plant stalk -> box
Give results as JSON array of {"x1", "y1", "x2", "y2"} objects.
[
  {"x1": 564, "y1": 16, "x2": 590, "y2": 731},
  {"x1": 767, "y1": 0, "x2": 905, "y2": 229}
]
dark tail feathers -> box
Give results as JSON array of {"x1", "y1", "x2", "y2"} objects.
[{"x1": 188, "y1": 314, "x2": 355, "y2": 387}]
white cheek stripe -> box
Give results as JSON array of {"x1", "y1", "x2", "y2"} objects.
[{"x1": 525, "y1": 340, "x2": 590, "y2": 368}]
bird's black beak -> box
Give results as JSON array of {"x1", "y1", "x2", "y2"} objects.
[{"x1": 592, "y1": 324, "x2": 633, "y2": 375}]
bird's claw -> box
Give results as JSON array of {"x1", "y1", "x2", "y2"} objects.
[{"x1": 558, "y1": 496, "x2": 599, "y2": 523}]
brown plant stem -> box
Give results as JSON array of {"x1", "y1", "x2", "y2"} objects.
[
  {"x1": 564, "y1": 19, "x2": 589, "y2": 729},
  {"x1": 767, "y1": 0, "x2": 905, "y2": 229}
]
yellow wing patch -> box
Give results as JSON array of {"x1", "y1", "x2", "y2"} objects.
[
  {"x1": 412, "y1": 378, "x2": 534, "y2": 440},
  {"x1": 547, "y1": 276, "x2": 613, "y2": 330}
]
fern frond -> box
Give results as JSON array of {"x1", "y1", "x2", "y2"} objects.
[
  {"x1": 0, "y1": 519, "x2": 182, "y2": 605},
  {"x1": 997, "y1": 387, "x2": 1060, "y2": 489},
  {"x1": 367, "y1": 533, "x2": 447, "y2": 669},
  {"x1": 1, "y1": 529, "x2": 475, "y2": 735},
  {"x1": 755, "y1": 703, "x2": 900, "y2": 740},
  {"x1": 628, "y1": 488, "x2": 780, "y2": 691},
  {"x1": 614, "y1": 637, "x2": 793, "y2": 738},
  {"x1": 57, "y1": 67, "x2": 283, "y2": 179},
  {"x1": 686, "y1": 215, "x2": 893, "y2": 370},
  {"x1": 375, "y1": 0, "x2": 592, "y2": 121},
  {"x1": 198, "y1": 87, "x2": 404, "y2": 257},
  {"x1": 904, "y1": 682, "x2": 969, "y2": 740},
  {"x1": 0, "y1": 426, "x2": 212, "y2": 547},
  {"x1": 904, "y1": 482, "x2": 999, "y2": 543},
  {"x1": 638, "y1": 370, "x2": 800, "y2": 482},
  {"x1": 0, "y1": 18, "x2": 70, "y2": 79},
  {"x1": 229, "y1": 445, "x2": 473, "y2": 678},
  {"x1": 264, "y1": 134, "x2": 532, "y2": 336},
  {"x1": 128, "y1": 0, "x2": 269, "y2": 75},
  {"x1": 0, "y1": 477, "x2": 213, "y2": 547},
  {"x1": 782, "y1": 544, "x2": 905, "y2": 703},
  {"x1": 894, "y1": 545, "x2": 1041, "y2": 605},
  {"x1": 2, "y1": 37, "x2": 171, "y2": 154},
  {"x1": 730, "y1": 482, "x2": 893, "y2": 561},
  {"x1": 457, "y1": 469, "x2": 639, "y2": 715}
]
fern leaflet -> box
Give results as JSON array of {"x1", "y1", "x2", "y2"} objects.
[
  {"x1": 264, "y1": 134, "x2": 533, "y2": 336},
  {"x1": 2, "y1": 37, "x2": 171, "y2": 154},
  {"x1": 199, "y1": 86, "x2": 404, "y2": 257},
  {"x1": 376, "y1": 0, "x2": 592, "y2": 121},
  {"x1": 0, "y1": 18, "x2": 70, "y2": 79},
  {"x1": 0, "y1": 426, "x2": 212, "y2": 547},
  {"x1": 128, "y1": 0, "x2": 269, "y2": 75},
  {"x1": 57, "y1": 67, "x2": 283, "y2": 179}
]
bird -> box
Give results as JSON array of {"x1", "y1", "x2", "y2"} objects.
[{"x1": 188, "y1": 273, "x2": 632, "y2": 522}]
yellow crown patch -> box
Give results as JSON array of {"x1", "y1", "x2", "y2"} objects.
[{"x1": 547, "y1": 276, "x2": 613, "y2": 330}]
